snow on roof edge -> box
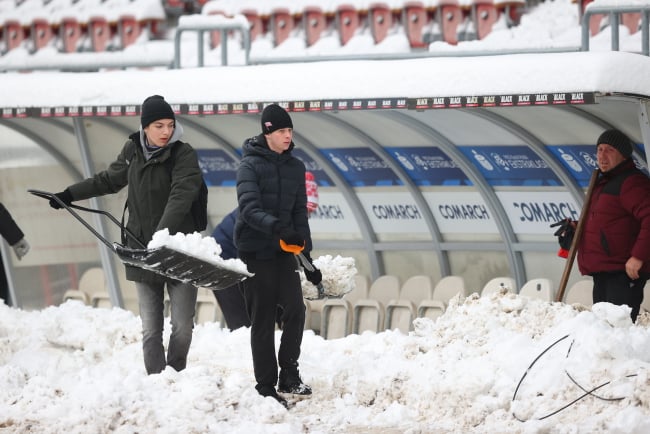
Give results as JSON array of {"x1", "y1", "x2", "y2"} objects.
[{"x1": 0, "y1": 51, "x2": 648, "y2": 111}]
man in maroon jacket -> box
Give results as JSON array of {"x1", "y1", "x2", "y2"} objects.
[{"x1": 575, "y1": 129, "x2": 650, "y2": 321}]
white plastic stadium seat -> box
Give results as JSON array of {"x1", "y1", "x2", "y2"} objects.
[
  {"x1": 63, "y1": 289, "x2": 89, "y2": 305},
  {"x1": 519, "y1": 278, "x2": 554, "y2": 302},
  {"x1": 386, "y1": 275, "x2": 433, "y2": 333},
  {"x1": 352, "y1": 275, "x2": 400, "y2": 334},
  {"x1": 321, "y1": 274, "x2": 369, "y2": 339},
  {"x1": 79, "y1": 267, "x2": 107, "y2": 294},
  {"x1": 481, "y1": 277, "x2": 516, "y2": 297},
  {"x1": 564, "y1": 279, "x2": 593, "y2": 307},
  {"x1": 433, "y1": 275, "x2": 467, "y2": 305}
]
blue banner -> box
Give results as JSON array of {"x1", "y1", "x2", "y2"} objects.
[
  {"x1": 196, "y1": 149, "x2": 238, "y2": 187},
  {"x1": 459, "y1": 146, "x2": 561, "y2": 186},
  {"x1": 292, "y1": 149, "x2": 334, "y2": 186},
  {"x1": 386, "y1": 146, "x2": 471, "y2": 186},
  {"x1": 547, "y1": 145, "x2": 597, "y2": 187},
  {"x1": 321, "y1": 148, "x2": 402, "y2": 186}
]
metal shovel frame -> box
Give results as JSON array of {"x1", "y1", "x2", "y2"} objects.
[
  {"x1": 279, "y1": 239, "x2": 345, "y2": 300},
  {"x1": 29, "y1": 189, "x2": 251, "y2": 290}
]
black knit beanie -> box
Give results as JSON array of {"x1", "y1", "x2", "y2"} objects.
[
  {"x1": 597, "y1": 129, "x2": 633, "y2": 158},
  {"x1": 141, "y1": 95, "x2": 175, "y2": 128},
  {"x1": 261, "y1": 104, "x2": 293, "y2": 134}
]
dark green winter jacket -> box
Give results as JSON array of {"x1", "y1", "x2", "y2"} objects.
[
  {"x1": 234, "y1": 134, "x2": 311, "y2": 259},
  {"x1": 0, "y1": 202, "x2": 24, "y2": 246},
  {"x1": 67, "y1": 127, "x2": 203, "y2": 283}
]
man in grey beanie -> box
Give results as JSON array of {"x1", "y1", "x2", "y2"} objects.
[{"x1": 556, "y1": 128, "x2": 650, "y2": 321}]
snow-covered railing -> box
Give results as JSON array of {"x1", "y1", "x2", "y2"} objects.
[
  {"x1": 172, "y1": 14, "x2": 250, "y2": 68},
  {"x1": 581, "y1": 4, "x2": 650, "y2": 55}
]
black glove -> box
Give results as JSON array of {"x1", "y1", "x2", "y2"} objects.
[
  {"x1": 550, "y1": 218, "x2": 575, "y2": 251},
  {"x1": 277, "y1": 226, "x2": 304, "y2": 247},
  {"x1": 49, "y1": 189, "x2": 73, "y2": 210},
  {"x1": 301, "y1": 253, "x2": 322, "y2": 286}
]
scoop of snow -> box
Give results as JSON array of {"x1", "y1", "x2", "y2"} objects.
[
  {"x1": 147, "y1": 229, "x2": 251, "y2": 276},
  {"x1": 300, "y1": 254, "x2": 357, "y2": 299}
]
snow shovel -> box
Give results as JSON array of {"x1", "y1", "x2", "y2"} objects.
[
  {"x1": 29, "y1": 189, "x2": 252, "y2": 290},
  {"x1": 554, "y1": 168, "x2": 600, "y2": 302},
  {"x1": 280, "y1": 239, "x2": 333, "y2": 300}
]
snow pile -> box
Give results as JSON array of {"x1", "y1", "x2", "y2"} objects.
[
  {"x1": 300, "y1": 254, "x2": 357, "y2": 299},
  {"x1": 147, "y1": 228, "x2": 251, "y2": 275},
  {"x1": 1, "y1": 293, "x2": 650, "y2": 432}
]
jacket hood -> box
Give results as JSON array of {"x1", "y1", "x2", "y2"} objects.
[{"x1": 242, "y1": 134, "x2": 295, "y2": 159}]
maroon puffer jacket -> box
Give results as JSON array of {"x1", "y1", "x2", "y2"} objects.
[{"x1": 577, "y1": 159, "x2": 650, "y2": 275}]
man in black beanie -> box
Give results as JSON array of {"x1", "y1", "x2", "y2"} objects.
[
  {"x1": 555, "y1": 128, "x2": 650, "y2": 321},
  {"x1": 48, "y1": 95, "x2": 205, "y2": 374},
  {"x1": 235, "y1": 103, "x2": 322, "y2": 407}
]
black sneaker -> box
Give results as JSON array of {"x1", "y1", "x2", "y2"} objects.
[
  {"x1": 278, "y1": 369, "x2": 312, "y2": 395},
  {"x1": 257, "y1": 385, "x2": 288, "y2": 408}
]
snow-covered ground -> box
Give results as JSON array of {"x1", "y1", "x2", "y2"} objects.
[{"x1": 1, "y1": 293, "x2": 650, "y2": 433}]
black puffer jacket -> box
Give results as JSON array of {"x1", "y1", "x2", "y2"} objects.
[
  {"x1": 67, "y1": 128, "x2": 203, "y2": 283},
  {"x1": 235, "y1": 134, "x2": 311, "y2": 259}
]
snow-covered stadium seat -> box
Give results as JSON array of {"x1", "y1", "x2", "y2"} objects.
[
  {"x1": 30, "y1": 18, "x2": 54, "y2": 52},
  {"x1": 416, "y1": 275, "x2": 466, "y2": 320},
  {"x1": 386, "y1": 275, "x2": 433, "y2": 333},
  {"x1": 304, "y1": 5, "x2": 327, "y2": 47},
  {"x1": 369, "y1": 2, "x2": 393, "y2": 44},
  {"x1": 352, "y1": 274, "x2": 400, "y2": 334},
  {"x1": 63, "y1": 289, "x2": 90, "y2": 305},
  {"x1": 433, "y1": 275, "x2": 467, "y2": 304},
  {"x1": 59, "y1": 17, "x2": 83, "y2": 53},
  {"x1": 321, "y1": 274, "x2": 369, "y2": 339},
  {"x1": 270, "y1": 7, "x2": 294, "y2": 46},
  {"x1": 519, "y1": 278, "x2": 554, "y2": 302},
  {"x1": 240, "y1": 7, "x2": 265, "y2": 41},
  {"x1": 336, "y1": 4, "x2": 360, "y2": 46},
  {"x1": 91, "y1": 292, "x2": 112, "y2": 308},
  {"x1": 403, "y1": 1, "x2": 429, "y2": 48},
  {"x1": 89, "y1": 16, "x2": 112, "y2": 52},
  {"x1": 481, "y1": 276, "x2": 516, "y2": 297},
  {"x1": 436, "y1": 0, "x2": 463, "y2": 45},
  {"x1": 470, "y1": 0, "x2": 499, "y2": 40},
  {"x1": 2, "y1": 20, "x2": 25, "y2": 52}
]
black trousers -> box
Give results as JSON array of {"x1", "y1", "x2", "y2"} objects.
[
  {"x1": 212, "y1": 283, "x2": 251, "y2": 330},
  {"x1": 241, "y1": 253, "x2": 305, "y2": 389},
  {"x1": 592, "y1": 271, "x2": 647, "y2": 322}
]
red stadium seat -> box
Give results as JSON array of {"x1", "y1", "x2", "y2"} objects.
[
  {"x1": 89, "y1": 16, "x2": 111, "y2": 52},
  {"x1": 304, "y1": 5, "x2": 326, "y2": 46},
  {"x1": 403, "y1": 1, "x2": 429, "y2": 48},
  {"x1": 270, "y1": 7, "x2": 294, "y2": 46},
  {"x1": 336, "y1": 4, "x2": 360, "y2": 46},
  {"x1": 621, "y1": 12, "x2": 641, "y2": 34},
  {"x1": 163, "y1": 0, "x2": 186, "y2": 16},
  {"x1": 3, "y1": 20, "x2": 25, "y2": 52},
  {"x1": 437, "y1": 0, "x2": 462, "y2": 45},
  {"x1": 471, "y1": 0, "x2": 498, "y2": 40},
  {"x1": 59, "y1": 17, "x2": 83, "y2": 53},
  {"x1": 118, "y1": 15, "x2": 140, "y2": 49},
  {"x1": 495, "y1": 0, "x2": 525, "y2": 27},
  {"x1": 578, "y1": 0, "x2": 604, "y2": 36},
  {"x1": 369, "y1": 2, "x2": 392, "y2": 44},
  {"x1": 207, "y1": 10, "x2": 225, "y2": 49},
  {"x1": 241, "y1": 8, "x2": 265, "y2": 41},
  {"x1": 30, "y1": 18, "x2": 53, "y2": 52}
]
